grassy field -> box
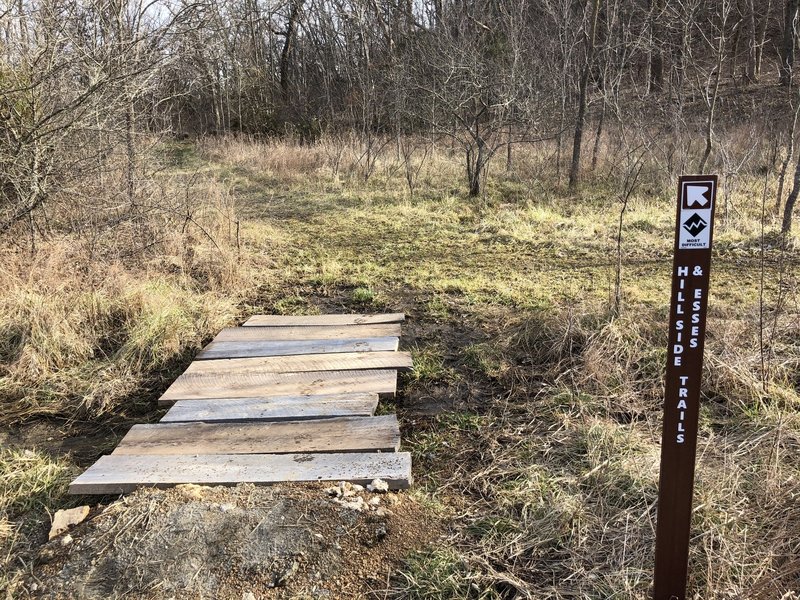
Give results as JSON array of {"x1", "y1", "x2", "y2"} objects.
[{"x1": 1, "y1": 136, "x2": 799, "y2": 598}]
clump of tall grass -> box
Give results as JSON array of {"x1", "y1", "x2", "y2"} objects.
[
  {"x1": 0, "y1": 167, "x2": 252, "y2": 421},
  {"x1": 0, "y1": 245, "x2": 245, "y2": 420},
  {"x1": 0, "y1": 448, "x2": 77, "y2": 597},
  {"x1": 0, "y1": 448, "x2": 76, "y2": 518},
  {"x1": 497, "y1": 299, "x2": 799, "y2": 420}
]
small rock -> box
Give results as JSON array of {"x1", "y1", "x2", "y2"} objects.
[
  {"x1": 367, "y1": 479, "x2": 389, "y2": 493},
  {"x1": 324, "y1": 486, "x2": 340, "y2": 498},
  {"x1": 375, "y1": 507, "x2": 393, "y2": 518},
  {"x1": 351, "y1": 484, "x2": 365, "y2": 492},
  {"x1": 385, "y1": 493, "x2": 400, "y2": 505},
  {"x1": 368, "y1": 497, "x2": 381, "y2": 507},
  {"x1": 49, "y1": 506, "x2": 90, "y2": 540},
  {"x1": 60, "y1": 534, "x2": 73, "y2": 546},
  {"x1": 30, "y1": 583, "x2": 38, "y2": 592},
  {"x1": 219, "y1": 503, "x2": 236, "y2": 512},
  {"x1": 334, "y1": 496, "x2": 367, "y2": 512},
  {"x1": 242, "y1": 593, "x2": 256, "y2": 600}
]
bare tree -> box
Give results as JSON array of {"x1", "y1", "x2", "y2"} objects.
[
  {"x1": 698, "y1": 0, "x2": 733, "y2": 173},
  {"x1": 408, "y1": 0, "x2": 543, "y2": 196},
  {"x1": 783, "y1": 160, "x2": 800, "y2": 235},
  {"x1": 781, "y1": 0, "x2": 799, "y2": 86},
  {"x1": 648, "y1": 0, "x2": 666, "y2": 93},
  {"x1": 568, "y1": 0, "x2": 601, "y2": 190},
  {"x1": 0, "y1": 0, "x2": 191, "y2": 236}
]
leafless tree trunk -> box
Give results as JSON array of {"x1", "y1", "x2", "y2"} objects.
[
  {"x1": 782, "y1": 159, "x2": 800, "y2": 234},
  {"x1": 776, "y1": 97, "x2": 800, "y2": 215},
  {"x1": 279, "y1": 1, "x2": 303, "y2": 105},
  {"x1": 569, "y1": 0, "x2": 601, "y2": 190},
  {"x1": 781, "y1": 0, "x2": 799, "y2": 86},
  {"x1": 648, "y1": 0, "x2": 665, "y2": 93},
  {"x1": 698, "y1": 1, "x2": 731, "y2": 173},
  {"x1": 755, "y1": 0, "x2": 772, "y2": 78}
]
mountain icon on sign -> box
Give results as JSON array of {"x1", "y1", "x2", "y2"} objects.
[
  {"x1": 683, "y1": 213, "x2": 707, "y2": 237},
  {"x1": 685, "y1": 184, "x2": 712, "y2": 208}
]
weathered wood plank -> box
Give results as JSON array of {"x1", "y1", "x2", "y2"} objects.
[
  {"x1": 69, "y1": 452, "x2": 413, "y2": 494},
  {"x1": 244, "y1": 313, "x2": 405, "y2": 327},
  {"x1": 113, "y1": 415, "x2": 400, "y2": 456},
  {"x1": 185, "y1": 351, "x2": 412, "y2": 376},
  {"x1": 213, "y1": 324, "x2": 401, "y2": 342},
  {"x1": 159, "y1": 369, "x2": 397, "y2": 406},
  {"x1": 196, "y1": 337, "x2": 400, "y2": 360},
  {"x1": 161, "y1": 393, "x2": 379, "y2": 423}
]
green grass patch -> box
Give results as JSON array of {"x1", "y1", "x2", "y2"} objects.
[
  {"x1": 408, "y1": 345, "x2": 453, "y2": 384},
  {"x1": 351, "y1": 286, "x2": 376, "y2": 303},
  {"x1": 393, "y1": 548, "x2": 501, "y2": 600}
]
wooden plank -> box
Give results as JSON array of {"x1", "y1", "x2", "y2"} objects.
[
  {"x1": 69, "y1": 452, "x2": 413, "y2": 494},
  {"x1": 113, "y1": 415, "x2": 400, "y2": 456},
  {"x1": 196, "y1": 337, "x2": 400, "y2": 360},
  {"x1": 244, "y1": 313, "x2": 405, "y2": 327},
  {"x1": 161, "y1": 393, "x2": 379, "y2": 423},
  {"x1": 185, "y1": 351, "x2": 412, "y2": 376},
  {"x1": 213, "y1": 324, "x2": 401, "y2": 342},
  {"x1": 159, "y1": 369, "x2": 397, "y2": 406}
]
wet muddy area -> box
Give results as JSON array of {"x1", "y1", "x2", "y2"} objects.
[{"x1": 0, "y1": 420, "x2": 128, "y2": 468}]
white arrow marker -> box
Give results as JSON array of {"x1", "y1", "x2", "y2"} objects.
[{"x1": 686, "y1": 184, "x2": 711, "y2": 208}]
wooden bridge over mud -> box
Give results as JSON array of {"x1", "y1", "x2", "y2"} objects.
[{"x1": 69, "y1": 313, "x2": 413, "y2": 494}]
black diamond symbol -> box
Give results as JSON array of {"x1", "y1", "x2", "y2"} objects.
[{"x1": 683, "y1": 213, "x2": 707, "y2": 237}]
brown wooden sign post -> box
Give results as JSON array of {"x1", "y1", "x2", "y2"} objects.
[{"x1": 653, "y1": 174, "x2": 718, "y2": 600}]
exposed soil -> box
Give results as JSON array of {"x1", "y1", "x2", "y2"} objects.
[
  {"x1": 0, "y1": 421, "x2": 126, "y2": 468},
  {"x1": 25, "y1": 483, "x2": 441, "y2": 600}
]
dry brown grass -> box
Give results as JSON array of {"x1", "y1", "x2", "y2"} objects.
[
  {"x1": 0, "y1": 147, "x2": 254, "y2": 421},
  {"x1": 0, "y1": 516, "x2": 10, "y2": 543},
  {"x1": 402, "y1": 294, "x2": 800, "y2": 598},
  {"x1": 0, "y1": 248, "x2": 245, "y2": 419},
  {"x1": 198, "y1": 133, "x2": 463, "y2": 195}
]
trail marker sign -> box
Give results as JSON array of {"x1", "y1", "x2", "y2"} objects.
[{"x1": 653, "y1": 175, "x2": 717, "y2": 600}]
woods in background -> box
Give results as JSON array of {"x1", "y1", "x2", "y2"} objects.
[{"x1": 2, "y1": 0, "x2": 800, "y2": 230}]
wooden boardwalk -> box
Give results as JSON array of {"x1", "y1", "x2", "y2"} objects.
[{"x1": 70, "y1": 313, "x2": 412, "y2": 494}]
